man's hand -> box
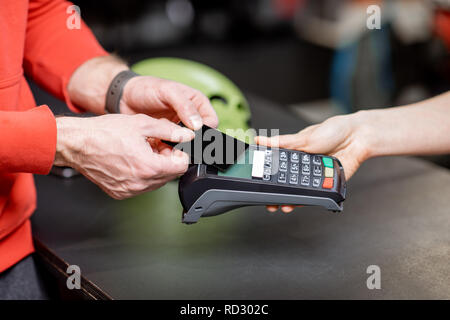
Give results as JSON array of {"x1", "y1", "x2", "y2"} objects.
[
  {"x1": 255, "y1": 111, "x2": 372, "y2": 213},
  {"x1": 120, "y1": 76, "x2": 218, "y2": 130},
  {"x1": 54, "y1": 114, "x2": 194, "y2": 199},
  {"x1": 67, "y1": 56, "x2": 218, "y2": 130},
  {"x1": 65, "y1": 55, "x2": 219, "y2": 199}
]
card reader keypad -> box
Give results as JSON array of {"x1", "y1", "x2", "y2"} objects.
[{"x1": 253, "y1": 149, "x2": 335, "y2": 190}]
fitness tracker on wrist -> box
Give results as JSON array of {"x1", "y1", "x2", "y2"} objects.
[{"x1": 105, "y1": 70, "x2": 138, "y2": 114}]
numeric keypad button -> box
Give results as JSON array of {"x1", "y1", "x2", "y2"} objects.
[
  {"x1": 301, "y1": 175, "x2": 310, "y2": 186},
  {"x1": 313, "y1": 165, "x2": 322, "y2": 176},
  {"x1": 312, "y1": 155, "x2": 322, "y2": 165},
  {"x1": 312, "y1": 177, "x2": 321, "y2": 188},
  {"x1": 278, "y1": 172, "x2": 287, "y2": 183},
  {"x1": 302, "y1": 164, "x2": 310, "y2": 175},
  {"x1": 289, "y1": 174, "x2": 298, "y2": 185},
  {"x1": 290, "y1": 152, "x2": 299, "y2": 163},
  {"x1": 301, "y1": 154, "x2": 310, "y2": 164}
]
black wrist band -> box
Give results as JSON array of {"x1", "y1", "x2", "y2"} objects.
[{"x1": 105, "y1": 70, "x2": 138, "y2": 114}]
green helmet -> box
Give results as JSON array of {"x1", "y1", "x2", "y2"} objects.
[{"x1": 131, "y1": 58, "x2": 251, "y2": 135}]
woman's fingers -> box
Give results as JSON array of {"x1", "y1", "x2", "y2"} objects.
[
  {"x1": 255, "y1": 132, "x2": 307, "y2": 150},
  {"x1": 255, "y1": 124, "x2": 320, "y2": 150},
  {"x1": 281, "y1": 206, "x2": 295, "y2": 213},
  {"x1": 266, "y1": 205, "x2": 299, "y2": 213}
]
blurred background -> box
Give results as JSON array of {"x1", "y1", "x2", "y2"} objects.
[{"x1": 32, "y1": 0, "x2": 450, "y2": 168}]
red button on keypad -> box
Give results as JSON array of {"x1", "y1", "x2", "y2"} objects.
[{"x1": 322, "y1": 177, "x2": 334, "y2": 189}]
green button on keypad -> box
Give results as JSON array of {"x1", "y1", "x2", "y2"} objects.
[{"x1": 322, "y1": 157, "x2": 333, "y2": 168}]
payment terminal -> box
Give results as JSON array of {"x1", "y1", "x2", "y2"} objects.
[{"x1": 164, "y1": 126, "x2": 346, "y2": 224}]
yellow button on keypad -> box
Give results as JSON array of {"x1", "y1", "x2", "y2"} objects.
[{"x1": 324, "y1": 167, "x2": 334, "y2": 178}]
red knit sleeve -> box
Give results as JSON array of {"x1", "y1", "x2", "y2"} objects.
[
  {"x1": 23, "y1": 0, "x2": 108, "y2": 113},
  {"x1": 0, "y1": 106, "x2": 56, "y2": 174}
]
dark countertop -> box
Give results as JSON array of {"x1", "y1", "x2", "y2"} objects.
[{"x1": 32, "y1": 94, "x2": 450, "y2": 299}]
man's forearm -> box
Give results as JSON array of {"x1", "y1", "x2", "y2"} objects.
[
  {"x1": 67, "y1": 55, "x2": 129, "y2": 114},
  {"x1": 361, "y1": 91, "x2": 450, "y2": 159}
]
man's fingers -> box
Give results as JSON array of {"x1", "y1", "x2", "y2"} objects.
[
  {"x1": 153, "y1": 149, "x2": 190, "y2": 177},
  {"x1": 192, "y1": 91, "x2": 219, "y2": 128},
  {"x1": 161, "y1": 85, "x2": 204, "y2": 131},
  {"x1": 160, "y1": 83, "x2": 219, "y2": 130},
  {"x1": 140, "y1": 116, "x2": 195, "y2": 143},
  {"x1": 157, "y1": 144, "x2": 173, "y2": 156}
]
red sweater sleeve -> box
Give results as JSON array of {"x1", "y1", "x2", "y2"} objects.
[
  {"x1": 23, "y1": 0, "x2": 108, "y2": 113},
  {"x1": 0, "y1": 106, "x2": 56, "y2": 174}
]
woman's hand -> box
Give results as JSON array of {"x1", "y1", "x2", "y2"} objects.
[
  {"x1": 255, "y1": 111, "x2": 373, "y2": 213},
  {"x1": 54, "y1": 114, "x2": 194, "y2": 199}
]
